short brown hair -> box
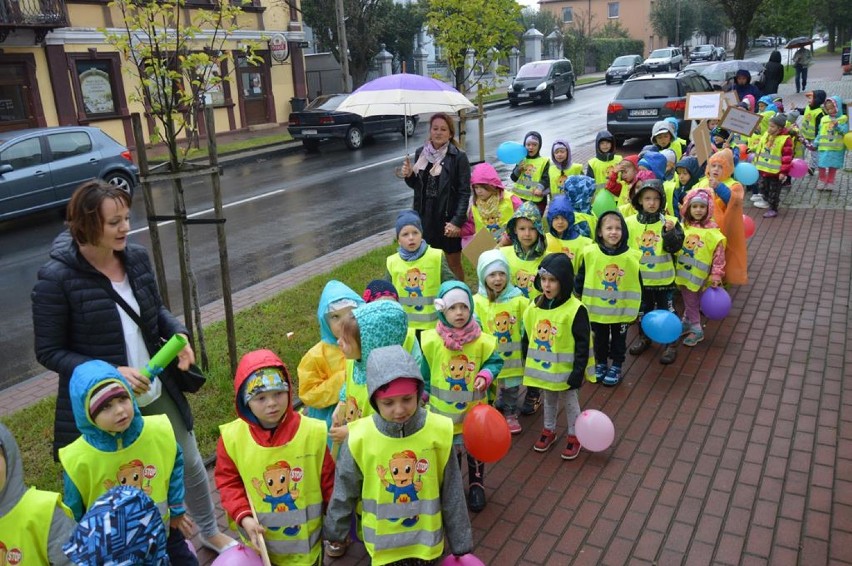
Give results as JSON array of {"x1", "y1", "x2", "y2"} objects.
[{"x1": 66, "y1": 180, "x2": 131, "y2": 245}]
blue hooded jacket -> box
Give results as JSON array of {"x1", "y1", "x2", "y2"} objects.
[
  {"x1": 317, "y1": 280, "x2": 364, "y2": 345},
  {"x1": 638, "y1": 150, "x2": 668, "y2": 181},
  {"x1": 62, "y1": 360, "x2": 185, "y2": 522},
  {"x1": 757, "y1": 95, "x2": 778, "y2": 113},
  {"x1": 547, "y1": 194, "x2": 581, "y2": 240}
]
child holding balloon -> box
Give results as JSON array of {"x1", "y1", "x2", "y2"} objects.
[
  {"x1": 524, "y1": 253, "x2": 593, "y2": 459},
  {"x1": 421, "y1": 281, "x2": 502, "y2": 511},
  {"x1": 324, "y1": 345, "x2": 474, "y2": 564},
  {"x1": 675, "y1": 190, "x2": 726, "y2": 346},
  {"x1": 753, "y1": 113, "x2": 793, "y2": 218}
]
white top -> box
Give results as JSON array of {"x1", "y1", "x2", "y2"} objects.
[{"x1": 112, "y1": 277, "x2": 161, "y2": 405}]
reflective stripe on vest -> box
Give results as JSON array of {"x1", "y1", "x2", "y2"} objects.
[
  {"x1": 362, "y1": 523, "x2": 444, "y2": 552},
  {"x1": 525, "y1": 359, "x2": 596, "y2": 383},
  {"x1": 430, "y1": 387, "x2": 485, "y2": 404},
  {"x1": 265, "y1": 528, "x2": 322, "y2": 556},
  {"x1": 583, "y1": 288, "x2": 642, "y2": 302},
  {"x1": 387, "y1": 246, "x2": 443, "y2": 330},
  {"x1": 362, "y1": 495, "x2": 442, "y2": 519},
  {"x1": 259, "y1": 502, "x2": 322, "y2": 528},
  {"x1": 755, "y1": 134, "x2": 789, "y2": 174},
  {"x1": 580, "y1": 244, "x2": 643, "y2": 323}
]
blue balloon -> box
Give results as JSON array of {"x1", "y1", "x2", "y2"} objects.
[
  {"x1": 640, "y1": 309, "x2": 681, "y2": 344},
  {"x1": 734, "y1": 162, "x2": 759, "y2": 186},
  {"x1": 497, "y1": 141, "x2": 527, "y2": 164}
]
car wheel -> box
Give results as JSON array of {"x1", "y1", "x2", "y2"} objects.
[
  {"x1": 344, "y1": 125, "x2": 364, "y2": 150},
  {"x1": 509, "y1": 100, "x2": 519, "y2": 107},
  {"x1": 104, "y1": 171, "x2": 134, "y2": 196},
  {"x1": 302, "y1": 139, "x2": 321, "y2": 152},
  {"x1": 545, "y1": 88, "x2": 555, "y2": 104},
  {"x1": 566, "y1": 81, "x2": 574, "y2": 99},
  {"x1": 401, "y1": 116, "x2": 416, "y2": 137}
]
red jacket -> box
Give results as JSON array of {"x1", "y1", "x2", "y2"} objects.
[{"x1": 214, "y1": 349, "x2": 335, "y2": 527}]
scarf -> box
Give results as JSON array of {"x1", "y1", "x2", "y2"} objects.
[
  {"x1": 412, "y1": 142, "x2": 449, "y2": 177},
  {"x1": 475, "y1": 193, "x2": 501, "y2": 219},
  {"x1": 435, "y1": 319, "x2": 481, "y2": 351},
  {"x1": 399, "y1": 240, "x2": 428, "y2": 261}
]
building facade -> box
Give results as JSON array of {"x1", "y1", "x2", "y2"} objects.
[
  {"x1": 538, "y1": 0, "x2": 659, "y2": 54},
  {"x1": 0, "y1": 0, "x2": 307, "y2": 149}
]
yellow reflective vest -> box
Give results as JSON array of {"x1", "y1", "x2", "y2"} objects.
[
  {"x1": 675, "y1": 226, "x2": 726, "y2": 291},
  {"x1": 340, "y1": 359, "x2": 375, "y2": 425},
  {"x1": 0, "y1": 488, "x2": 71, "y2": 566},
  {"x1": 473, "y1": 294, "x2": 530, "y2": 379},
  {"x1": 586, "y1": 156, "x2": 623, "y2": 191},
  {"x1": 522, "y1": 298, "x2": 595, "y2": 390},
  {"x1": 219, "y1": 416, "x2": 326, "y2": 565},
  {"x1": 470, "y1": 193, "x2": 515, "y2": 242},
  {"x1": 548, "y1": 163, "x2": 583, "y2": 196},
  {"x1": 59, "y1": 414, "x2": 176, "y2": 525},
  {"x1": 546, "y1": 233, "x2": 593, "y2": 273},
  {"x1": 625, "y1": 215, "x2": 678, "y2": 286},
  {"x1": 348, "y1": 412, "x2": 453, "y2": 565},
  {"x1": 387, "y1": 247, "x2": 443, "y2": 330},
  {"x1": 800, "y1": 105, "x2": 824, "y2": 140},
  {"x1": 816, "y1": 115, "x2": 848, "y2": 152},
  {"x1": 421, "y1": 329, "x2": 497, "y2": 434},
  {"x1": 499, "y1": 246, "x2": 543, "y2": 301},
  {"x1": 755, "y1": 133, "x2": 790, "y2": 175},
  {"x1": 580, "y1": 244, "x2": 643, "y2": 324},
  {"x1": 512, "y1": 156, "x2": 549, "y2": 202}
]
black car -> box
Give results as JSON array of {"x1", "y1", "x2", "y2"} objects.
[
  {"x1": 605, "y1": 55, "x2": 646, "y2": 85},
  {"x1": 287, "y1": 94, "x2": 417, "y2": 151},
  {"x1": 689, "y1": 44, "x2": 717, "y2": 62},
  {"x1": 507, "y1": 59, "x2": 575, "y2": 106},
  {"x1": 606, "y1": 71, "x2": 713, "y2": 145}
]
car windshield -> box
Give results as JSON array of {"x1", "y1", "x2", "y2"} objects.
[
  {"x1": 616, "y1": 79, "x2": 678, "y2": 100},
  {"x1": 516, "y1": 62, "x2": 551, "y2": 79},
  {"x1": 306, "y1": 94, "x2": 348, "y2": 111},
  {"x1": 694, "y1": 46, "x2": 712, "y2": 52},
  {"x1": 612, "y1": 56, "x2": 636, "y2": 66},
  {"x1": 650, "y1": 49, "x2": 672, "y2": 58}
]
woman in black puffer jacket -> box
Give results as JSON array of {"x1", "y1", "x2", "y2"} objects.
[
  {"x1": 31, "y1": 181, "x2": 236, "y2": 554},
  {"x1": 762, "y1": 50, "x2": 785, "y2": 95}
]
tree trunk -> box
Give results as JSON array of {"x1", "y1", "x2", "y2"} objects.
[
  {"x1": 828, "y1": 23, "x2": 836, "y2": 52},
  {"x1": 734, "y1": 30, "x2": 748, "y2": 60}
]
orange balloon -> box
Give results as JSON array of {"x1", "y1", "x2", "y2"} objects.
[
  {"x1": 739, "y1": 144, "x2": 748, "y2": 161},
  {"x1": 462, "y1": 405, "x2": 511, "y2": 463}
]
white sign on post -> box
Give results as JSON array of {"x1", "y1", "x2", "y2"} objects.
[
  {"x1": 684, "y1": 92, "x2": 723, "y2": 121},
  {"x1": 720, "y1": 106, "x2": 762, "y2": 137}
]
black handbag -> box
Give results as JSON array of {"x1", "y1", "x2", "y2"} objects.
[{"x1": 99, "y1": 279, "x2": 206, "y2": 393}]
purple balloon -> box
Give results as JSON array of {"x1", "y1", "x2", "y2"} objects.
[
  {"x1": 700, "y1": 287, "x2": 732, "y2": 320},
  {"x1": 211, "y1": 544, "x2": 264, "y2": 566},
  {"x1": 441, "y1": 553, "x2": 486, "y2": 566},
  {"x1": 186, "y1": 539, "x2": 197, "y2": 557}
]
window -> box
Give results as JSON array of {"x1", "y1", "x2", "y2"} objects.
[
  {"x1": 562, "y1": 7, "x2": 573, "y2": 23},
  {"x1": 0, "y1": 138, "x2": 42, "y2": 170},
  {"x1": 608, "y1": 2, "x2": 619, "y2": 18},
  {"x1": 47, "y1": 132, "x2": 92, "y2": 161}
]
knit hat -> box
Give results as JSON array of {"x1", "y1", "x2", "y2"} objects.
[
  {"x1": 89, "y1": 382, "x2": 128, "y2": 418},
  {"x1": 770, "y1": 113, "x2": 787, "y2": 128},
  {"x1": 690, "y1": 192, "x2": 710, "y2": 205},
  {"x1": 243, "y1": 367, "x2": 289, "y2": 404},
  {"x1": 395, "y1": 210, "x2": 422, "y2": 238},
  {"x1": 373, "y1": 377, "x2": 420, "y2": 399},
  {"x1": 363, "y1": 279, "x2": 399, "y2": 303},
  {"x1": 660, "y1": 149, "x2": 676, "y2": 165},
  {"x1": 434, "y1": 287, "x2": 470, "y2": 312},
  {"x1": 366, "y1": 345, "x2": 424, "y2": 411}
]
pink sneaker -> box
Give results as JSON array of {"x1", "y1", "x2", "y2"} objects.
[{"x1": 505, "y1": 414, "x2": 522, "y2": 435}]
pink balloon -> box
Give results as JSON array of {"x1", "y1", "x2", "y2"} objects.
[
  {"x1": 211, "y1": 544, "x2": 264, "y2": 566},
  {"x1": 789, "y1": 158, "x2": 808, "y2": 178},
  {"x1": 441, "y1": 554, "x2": 486, "y2": 566},
  {"x1": 742, "y1": 214, "x2": 755, "y2": 239},
  {"x1": 574, "y1": 409, "x2": 615, "y2": 452}
]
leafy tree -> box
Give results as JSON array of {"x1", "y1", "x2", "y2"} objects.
[
  {"x1": 715, "y1": 0, "x2": 766, "y2": 58},
  {"x1": 694, "y1": 0, "x2": 729, "y2": 42},
  {"x1": 517, "y1": 6, "x2": 562, "y2": 41},
  {"x1": 562, "y1": 8, "x2": 597, "y2": 73},
  {"x1": 378, "y1": 2, "x2": 427, "y2": 70},
  {"x1": 650, "y1": 0, "x2": 697, "y2": 46},
  {"x1": 596, "y1": 21, "x2": 631, "y2": 39},
  {"x1": 750, "y1": 0, "x2": 813, "y2": 40},
  {"x1": 811, "y1": 0, "x2": 852, "y2": 51}
]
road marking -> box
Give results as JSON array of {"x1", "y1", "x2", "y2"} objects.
[
  {"x1": 128, "y1": 188, "x2": 287, "y2": 235},
  {"x1": 347, "y1": 155, "x2": 403, "y2": 173}
]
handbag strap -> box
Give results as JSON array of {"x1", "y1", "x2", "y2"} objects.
[{"x1": 96, "y1": 277, "x2": 159, "y2": 352}]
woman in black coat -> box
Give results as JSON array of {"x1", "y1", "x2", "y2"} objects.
[
  {"x1": 762, "y1": 50, "x2": 785, "y2": 95},
  {"x1": 400, "y1": 112, "x2": 471, "y2": 280},
  {"x1": 31, "y1": 181, "x2": 236, "y2": 554}
]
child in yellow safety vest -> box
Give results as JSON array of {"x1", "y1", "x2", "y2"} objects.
[
  {"x1": 473, "y1": 250, "x2": 530, "y2": 435},
  {"x1": 460, "y1": 162, "x2": 521, "y2": 247},
  {"x1": 526, "y1": 253, "x2": 593, "y2": 460},
  {"x1": 58, "y1": 360, "x2": 197, "y2": 565},
  {"x1": 324, "y1": 345, "x2": 474, "y2": 564},
  {"x1": 585, "y1": 130, "x2": 623, "y2": 192},
  {"x1": 421, "y1": 282, "x2": 502, "y2": 512},
  {"x1": 0, "y1": 423, "x2": 76, "y2": 566},
  {"x1": 811, "y1": 95, "x2": 849, "y2": 190},
  {"x1": 215, "y1": 350, "x2": 336, "y2": 565},
  {"x1": 510, "y1": 131, "x2": 550, "y2": 215},
  {"x1": 753, "y1": 113, "x2": 793, "y2": 218},
  {"x1": 794, "y1": 90, "x2": 827, "y2": 174},
  {"x1": 548, "y1": 139, "x2": 584, "y2": 200},
  {"x1": 545, "y1": 194, "x2": 593, "y2": 272},
  {"x1": 676, "y1": 190, "x2": 726, "y2": 348}
]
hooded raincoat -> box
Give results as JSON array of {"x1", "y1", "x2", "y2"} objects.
[
  {"x1": 585, "y1": 131, "x2": 623, "y2": 188},
  {"x1": 461, "y1": 162, "x2": 522, "y2": 246},
  {"x1": 545, "y1": 194, "x2": 594, "y2": 271},
  {"x1": 501, "y1": 202, "x2": 549, "y2": 300},
  {"x1": 815, "y1": 95, "x2": 849, "y2": 168},
  {"x1": 549, "y1": 138, "x2": 584, "y2": 196},
  {"x1": 677, "y1": 189, "x2": 726, "y2": 287}
]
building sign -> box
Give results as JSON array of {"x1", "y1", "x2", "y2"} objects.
[
  {"x1": 79, "y1": 65, "x2": 116, "y2": 115},
  {"x1": 269, "y1": 33, "x2": 290, "y2": 63}
]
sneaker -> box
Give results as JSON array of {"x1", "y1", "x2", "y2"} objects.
[
  {"x1": 629, "y1": 336, "x2": 652, "y2": 355},
  {"x1": 683, "y1": 330, "x2": 705, "y2": 347},
  {"x1": 505, "y1": 414, "x2": 522, "y2": 435},
  {"x1": 762, "y1": 210, "x2": 778, "y2": 218},
  {"x1": 325, "y1": 540, "x2": 349, "y2": 558},
  {"x1": 681, "y1": 318, "x2": 691, "y2": 335},
  {"x1": 533, "y1": 428, "x2": 557, "y2": 452},
  {"x1": 660, "y1": 345, "x2": 678, "y2": 364},
  {"x1": 520, "y1": 392, "x2": 541, "y2": 416},
  {"x1": 561, "y1": 435, "x2": 581, "y2": 460},
  {"x1": 594, "y1": 363, "x2": 608, "y2": 383},
  {"x1": 749, "y1": 193, "x2": 763, "y2": 201},
  {"x1": 807, "y1": 166, "x2": 815, "y2": 176},
  {"x1": 602, "y1": 365, "x2": 622, "y2": 386},
  {"x1": 753, "y1": 198, "x2": 770, "y2": 209},
  {"x1": 494, "y1": 396, "x2": 506, "y2": 412}
]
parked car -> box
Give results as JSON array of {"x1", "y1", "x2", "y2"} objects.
[
  {"x1": 752, "y1": 38, "x2": 773, "y2": 48},
  {"x1": 507, "y1": 59, "x2": 576, "y2": 106},
  {"x1": 605, "y1": 55, "x2": 646, "y2": 85},
  {"x1": 606, "y1": 71, "x2": 713, "y2": 145},
  {"x1": 0, "y1": 126, "x2": 138, "y2": 222},
  {"x1": 689, "y1": 44, "x2": 717, "y2": 62},
  {"x1": 713, "y1": 45, "x2": 727, "y2": 61},
  {"x1": 287, "y1": 93, "x2": 417, "y2": 151},
  {"x1": 643, "y1": 47, "x2": 684, "y2": 72}
]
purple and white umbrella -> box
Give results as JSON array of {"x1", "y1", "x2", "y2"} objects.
[{"x1": 336, "y1": 73, "x2": 475, "y2": 118}]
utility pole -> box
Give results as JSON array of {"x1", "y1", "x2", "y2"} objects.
[{"x1": 335, "y1": 0, "x2": 351, "y2": 92}]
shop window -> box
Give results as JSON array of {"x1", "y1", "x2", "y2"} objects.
[{"x1": 196, "y1": 62, "x2": 226, "y2": 107}]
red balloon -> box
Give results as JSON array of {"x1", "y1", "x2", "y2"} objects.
[
  {"x1": 739, "y1": 144, "x2": 748, "y2": 161},
  {"x1": 742, "y1": 214, "x2": 755, "y2": 239},
  {"x1": 463, "y1": 405, "x2": 511, "y2": 463}
]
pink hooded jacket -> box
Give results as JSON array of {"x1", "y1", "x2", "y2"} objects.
[
  {"x1": 461, "y1": 162, "x2": 522, "y2": 246},
  {"x1": 680, "y1": 189, "x2": 725, "y2": 283}
]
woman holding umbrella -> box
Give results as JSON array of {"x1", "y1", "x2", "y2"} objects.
[{"x1": 400, "y1": 113, "x2": 471, "y2": 281}]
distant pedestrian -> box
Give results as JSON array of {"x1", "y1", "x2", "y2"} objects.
[
  {"x1": 793, "y1": 46, "x2": 813, "y2": 93},
  {"x1": 728, "y1": 69, "x2": 762, "y2": 102},
  {"x1": 762, "y1": 50, "x2": 784, "y2": 94}
]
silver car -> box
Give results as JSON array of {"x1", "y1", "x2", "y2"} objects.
[{"x1": 0, "y1": 126, "x2": 139, "y2": 221}]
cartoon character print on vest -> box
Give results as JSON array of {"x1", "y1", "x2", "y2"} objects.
[
  {"x1": 680, "y1": 234, "x2": 704, "y2": 271},
  {"x1": 401, "y1": 268, "x2": 427, "y2": 311},
  {"x1": 519, "y1": 162, "x2": 538, "y2": 186},
  {"x1": 251, "y1": 460, "x2": 302, "y2": 536},
  {"x1": 515, "y1": 270, "x2": 534, "y2": 298},
  {"x1": 491, "y1": 311, "x2": 517, "y2": 357},
  {"x1": 484, "y1": 213, "x2": 501, "y2": 235},
  {"x1": 377, "y1": 450, "x2": 428, "y2": 528},
  {"x1": 533, "y1": 320, "x2": 557, "y2": 369},
  {"x1": 443, "y1": 354, "x2": 476, "y2": 410},
  {"x1": 343, "y1": 396, "x2": 362, "y2": 424},
  {"x1": 599, "y1": 264, "x2": 625, "y2": 305},
  {"x1": 103, "y1": 459, "x2": 156, "y2": 495},
  {"x1": 638, "y1": 230, "x2": 661, "y2": 267}
]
